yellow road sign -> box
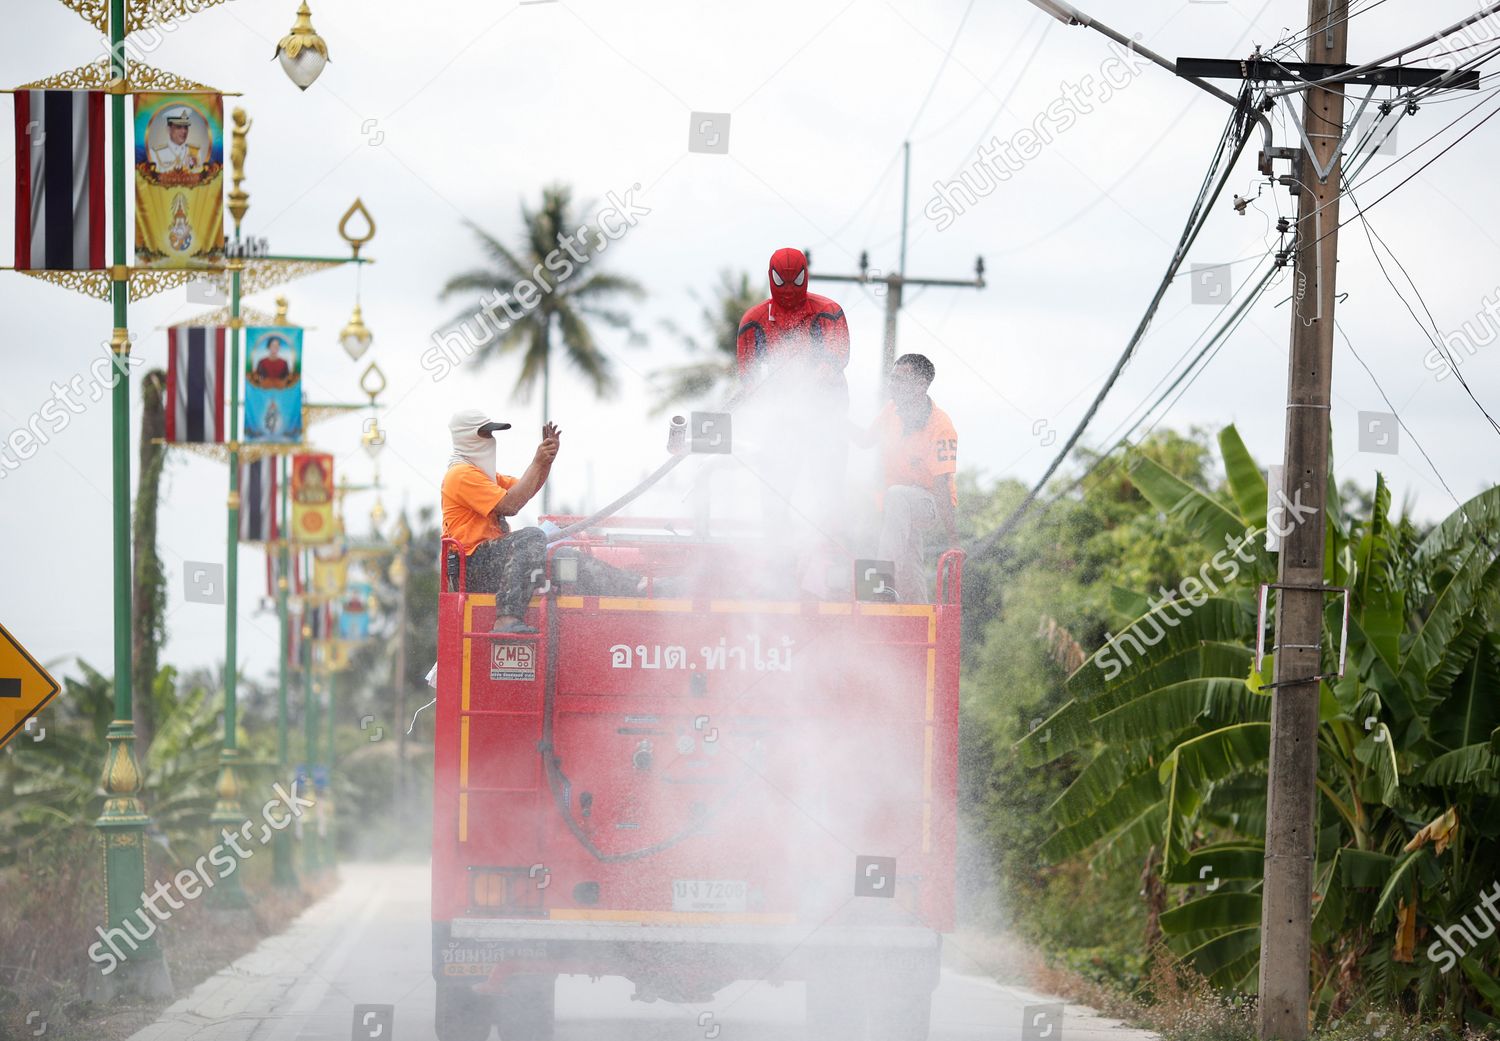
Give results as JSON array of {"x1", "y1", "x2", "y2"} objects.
[{"x1": 0, "y1": 622, "x2": 60, "y2": 750}]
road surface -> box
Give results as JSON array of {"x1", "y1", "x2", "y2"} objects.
[{"x1": 125, "y1": 863, "x2": 1156, "y2": 1041}]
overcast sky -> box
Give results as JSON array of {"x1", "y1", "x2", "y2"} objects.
[{"x1": 4, "y1": 0, "x2": 1500, "y2": 678}]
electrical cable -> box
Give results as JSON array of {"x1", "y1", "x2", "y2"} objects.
[
  {"x1": 967, "y1": 109, "x2": 1249, "y2": 559},
  {"x1": 1036, "y1": 260, "x2": 1281, "y2": 512},
  {"x1": 1102, "y1": 253, "x2": 1278, "y2": 447},
  {"x1": 1265, "y1": 2, "x2": 1500, "y2": 99},
  {"x1": 1268, "y1": 0, "x2": 1393, "y2": 60},
  {"x1": 912, "y1": 9, "x2": 1047, "y2": 145},
  {"x1": 1334, "y1": 320, "x2": 1465, "y2": 509},
  {"x1": 903, "y1": 0, "x2": 979, "y2": 141},
  {"x1": 1346, "y1": 189, "x2": 1500, "y2": 438}
]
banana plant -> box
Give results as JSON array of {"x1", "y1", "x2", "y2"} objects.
[
  {"x1": 1015, "y1": 425, "x2": 1500, "y2": 1027},
  {"x1": 1, "y1": 663, "x2": 223, "y2": 869}
]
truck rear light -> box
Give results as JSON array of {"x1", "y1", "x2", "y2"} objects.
[{"x1": 468, "y1": 867, "x2": 545, "y2": 914}]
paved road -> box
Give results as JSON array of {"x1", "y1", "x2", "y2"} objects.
[{"x1": 127, "y1": 863, "x2": 1156, "y2": 1041}]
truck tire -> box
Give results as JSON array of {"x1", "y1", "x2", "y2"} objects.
[
  {"x1": 867, "y1": 985, "x2": 932, "y2": 1041},
  {"x1": 497, "y1": 973, "x2": 556, "y2": 1041},
  {"x1": 806, "y1": 975, "x2": 868, "y2": 1041},
  {"x1": 435, "y1": 984, "x2": 494, "y2": 1041}
]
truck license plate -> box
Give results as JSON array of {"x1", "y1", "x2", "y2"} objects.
[{"x1": 672, "y1": 880, "x2": 747, "y2": 912}]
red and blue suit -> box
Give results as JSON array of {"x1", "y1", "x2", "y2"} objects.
[
  {"x1": 736, "y1": 247, "x2": 851, "y2": 393},
  {"x1": 735, "y1": 248, "x2": 853, "y2": 567}
]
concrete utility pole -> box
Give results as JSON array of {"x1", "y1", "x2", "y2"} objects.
[
  {"x1": 1261, "y1": 3, "x2": 1347, "y2": 1037},
  {"x1": 808, "y1": 142, "x2": 985, "y2": 397},
  {"x1": 1178, "y1": 13, "x2": 1470, "y2": 1036}
]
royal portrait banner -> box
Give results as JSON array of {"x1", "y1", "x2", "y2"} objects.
[
  {"x1": 245, "y1": 326, "x2": 303, "y2": 443},
  {"x1": 339, "y1": 583, "x2": 371, "y2": 641},
  {"x1": 312, "y1": 553, "x2": 348, "y2": 599},
  {"x1": 291, "y1": 452, "x2": 334, "y2": 544},
  {"x1": 133, "y1": 92, "x2": 224, "y2": 269}
]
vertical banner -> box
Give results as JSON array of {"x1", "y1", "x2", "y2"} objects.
[
  {"x1": 291, "y1": 453, "x2": 334, "y2": 544},
  {"x1": 244, "y1": 326, "x2": 303, "y2": 443},
  {"x1": 238, "y1": 456, "x2": 278, "y2": 542},
  {"x1": 339, "y1": 583, "x2": 370, "y2": 640},
  {"x1": 307, "y1": 601, "x2": 333, "y2": 644},
  {"x1": 312, "y1": 552, "x2": 348, "y2": 599},
  {"x1": 133, "y1": 92, "x2": 224, "y2": 269},
  {"x1": 322, "y1": 639, "x2": 352, "y2": 672},
  {"x1": 287, "y1": 607, "x2": 302, "y2": 669},
  {"x1": 13, "y1": 90, "x2": 106, "y2": 270},
  {"x1": 165, "y1": 326, "x2": 226, "y2": 443}
]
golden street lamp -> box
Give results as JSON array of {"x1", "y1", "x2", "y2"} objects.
[
  {"x1": 275, "y1": 2, "x2": 330, "y2": 91},
  {"x1": 361, "y1": 416, "x2": 386, "y2": 460},
  {"x1": 340, "y1": 303, "x2": 372, "y2": 359}
]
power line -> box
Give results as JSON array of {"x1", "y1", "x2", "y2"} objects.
[
  {"x1": 1034, "y1": 259, "x2": 1281, "y2": 514},
  {"x1": 932, "y1": 18, "x2": 1056, "y2": 181},
  {"x1": 1346, "y1": 188, "x2": 1500, "y2": 438},
  {"x1": 967, "y1": 109, "x2": 1248, "y2": 558},
  {"x1": 1265, "y1": 2, "x2": 1500, "y2": 98},
  {"x1": 817, "y1": 145, "x2": 905, "y2": 247},
  {"x1": 903, "y1": 0, "x2": 979, "y2": 141},
  {"x1": 1136, "y1": 259, "x2": 1280, "y2": 441},
  {"x1": 1269, "y1": 0, "x2": 1392, "y2": 59},
  {"x1": 912, "y1": 9, "x2": 1047, "y2": 145},
  {"x1": 1334, "y1": 320, "x2": 1465, "y2": 509},
  {"x1": 1146, "y1": 266, "x2": 1277, "y2": 434}
]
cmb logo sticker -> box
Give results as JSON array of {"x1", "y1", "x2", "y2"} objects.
[{"x1": 491, "y1": 642, "x2": 536, "y2": 682}]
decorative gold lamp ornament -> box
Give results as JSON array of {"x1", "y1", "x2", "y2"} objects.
[
  {"x1": 275, "y1": 2, "x2": 330, "y2": 91},
  {"x1": 361, "y1": 416, "x2": 385, "y2": 459},
  {"x1": 340, "y1": 303, "x2": 372, "y2": 360}
]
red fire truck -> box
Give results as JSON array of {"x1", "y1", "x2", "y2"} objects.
[{"x1": 432, "y1": 523, "x2": 963, "y2": 1041}]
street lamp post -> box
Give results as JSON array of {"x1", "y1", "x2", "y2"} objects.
[
  {"x1": 389, "y1": 519, "x2": 411, "y2": 821},
  {"x1": 273, "y1": 450, "x2": 299, "y2": 888},
  {"x1": 206, "y1": 239, "x2": 250, "y2": 911},
  {"x1": 302, "y1": 599, "x2": 321, "y2": 875},
  {"x1": 197, "y1": 106, "x2": 371, "y2": 899},
  {"x1": 324, "y1": 672, "x2": 337, "y2": 870},
  {"x1": 91, "y1": 0, "x2": 169, "y2": 998}
]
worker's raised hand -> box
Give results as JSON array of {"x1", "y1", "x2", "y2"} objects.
[{"x1": 535, "y1": 424, "x2": 561, "y2": 467}]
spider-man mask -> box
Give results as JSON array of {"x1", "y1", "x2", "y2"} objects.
[{"x1": 768, "y1": 247, "x2": 808, "y2": 311}]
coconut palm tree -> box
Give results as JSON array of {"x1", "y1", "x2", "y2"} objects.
[
  {"x1": 439, "y1": 183, "x2": 644, "y2": 418},
  {"x1": 133, "y1": 369, "x2": 168, "y2": 755},
  {"x1": 649, "y1": 269, "x2": 759, "y2": 415}
]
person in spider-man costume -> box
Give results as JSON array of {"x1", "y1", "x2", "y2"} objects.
[
  {"x1": 735, "y1": 247, "x2": 851, "y2": 391},
  {"x1": 735, "y1": 247, "x2": 854, "y2": 592}
]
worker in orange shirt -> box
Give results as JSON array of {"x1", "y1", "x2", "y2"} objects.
[
  {"x1": 441, "y1": 409, "x2": 559, "y2": 633},
  {"x1": 852, "y1": 354, "x2": 958, "y2": 602}
]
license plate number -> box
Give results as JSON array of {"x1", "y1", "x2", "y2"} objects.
[{"x1": 672, "y1": 879, "x2": 747, "y2": 912}]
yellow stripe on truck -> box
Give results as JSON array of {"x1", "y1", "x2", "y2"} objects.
[
  {"x1": 462, "y1": 601, "x2": 473, "y2": 712},
  {"x1": 460, "y1": 716, "x2": 470, "y2": 788}
]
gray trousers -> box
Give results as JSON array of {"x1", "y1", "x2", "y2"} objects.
[
  {"x1": 877, "y1": 485, "x2": 938, "y2": 603},
  {"x1": 451, "y1": 527, "x2": 646, "y2": 615},
  {"x1": 464, "y1": 527, "x2": 547, "y2": 618}
]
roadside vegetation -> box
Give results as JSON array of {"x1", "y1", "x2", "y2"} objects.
[{"x1": 959, "y1": 425, "x2": 1500, "y2": 1037}]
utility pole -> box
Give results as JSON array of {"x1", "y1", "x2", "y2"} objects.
[
  {"x1": 808, "y1": 142, "x2": 985, "y2": 398},
  {"x1": 1259, "y1": 4, "x2": 1348, "y2": 1035},
  {"x1": 1176, "y1": 9, "x2": 1475, "y2": 1034}
]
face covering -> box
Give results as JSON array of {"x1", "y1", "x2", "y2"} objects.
[
  {"x1": 768, "y1": 246, "x2": 809, "y2": 314},
  {"x1": 448, "y1": 408, "x2": 500, "y2": 475}
]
